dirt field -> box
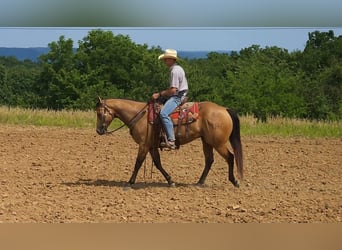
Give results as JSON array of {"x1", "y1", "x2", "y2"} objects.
[{"x1": 0, "y1": 125, "x2": 341, "y2": 222}]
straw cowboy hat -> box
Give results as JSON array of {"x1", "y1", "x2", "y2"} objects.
[{"x1": 158, "y1": 49, "x2": 179, "y2": 60}]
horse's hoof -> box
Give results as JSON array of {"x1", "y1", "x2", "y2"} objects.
[
  {"x1": 195, "y1": 182, "x2": 207, "y2": 188},
  {"x1": 169, "y1": 182, "x2": 176, "y2": 188},
  {"x1": 233, "y1": 181, "x2": 240, "y2": 188}
]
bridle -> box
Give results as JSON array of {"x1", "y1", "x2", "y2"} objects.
[
  {"x1": 97, "y1": 101, "x2": 116, "y2": 134},
  {"x1": 97, "y1": 100, "x2": 148, "y2": 134}
]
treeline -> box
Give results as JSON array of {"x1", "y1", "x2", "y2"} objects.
[{"x1": 0, "y1": 29, "x2": 341, "y2": 120}]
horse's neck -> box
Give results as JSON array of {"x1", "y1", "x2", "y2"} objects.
[{"x1": 106, "y1": 99, "x2": 146, "y2": 125}]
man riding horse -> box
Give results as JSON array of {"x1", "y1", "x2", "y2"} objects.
[{"x1": 151, "y1": 49, "x2": 188, "y2": 150}]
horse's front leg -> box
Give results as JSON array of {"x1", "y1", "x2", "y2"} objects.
[
  {"x1": 149, "y1": 147, "x2": 175, "y2": 187},
  {"x1": 128, "y1": 145, "x2": 148, "y2": 185}
]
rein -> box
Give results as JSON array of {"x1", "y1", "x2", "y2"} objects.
[
  {"x1": 105, "y1": 122, "x2": 126, "y2": 134},
  {"x1": 105, "y1": 103, "x2": 148, "y2": 134}
]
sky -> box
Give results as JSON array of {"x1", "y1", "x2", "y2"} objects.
[
  {"x1": 1, "y1": 27, "x2": 342, "y2": 52},
  {"x1": 0, "y1": 0, "x2": 341, "y2": 52}
]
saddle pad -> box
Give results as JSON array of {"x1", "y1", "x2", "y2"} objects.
[{"x1": 170, "y1": 102, "x2": 199, "y2": 124}]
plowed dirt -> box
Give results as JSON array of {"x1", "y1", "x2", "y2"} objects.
[{"x1": 0, "y1": 125, "x2": 341, "y2": 222}]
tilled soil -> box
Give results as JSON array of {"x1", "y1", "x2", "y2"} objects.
[{"x1": 0, "y1": 125, "x2": 341, "y2": 222}]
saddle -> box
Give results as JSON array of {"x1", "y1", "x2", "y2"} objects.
[
  {"x1": 148, "y1": 98, "x2": 199, "y2": 126},
  {"x1": 148, "y1": 98, "x2": 200, "y2": 149}
]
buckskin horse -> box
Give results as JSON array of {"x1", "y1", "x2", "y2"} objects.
[{"x1": 96, "y1": 97, "x2": 243, "y2": 188}]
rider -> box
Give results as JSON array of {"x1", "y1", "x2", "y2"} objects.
[{"x1": 152, "y1": 49, "x2": 188, "y2": 150}]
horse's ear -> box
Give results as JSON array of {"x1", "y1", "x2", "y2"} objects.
[{"x1": 97, "y1": 96, "x2": 102, "y2": 103}]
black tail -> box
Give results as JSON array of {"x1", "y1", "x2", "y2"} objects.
[{"x1": 227, "y1": 108, "x2": 243, "y2": 179}]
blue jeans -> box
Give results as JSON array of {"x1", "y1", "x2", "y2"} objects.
[{"x1": 160, "y1": 96, "x2": 181, "y2": 141}]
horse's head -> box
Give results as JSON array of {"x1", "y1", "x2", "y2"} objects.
[{"x1": 96, "y1": 97, "x2": 115, "y2": 135}]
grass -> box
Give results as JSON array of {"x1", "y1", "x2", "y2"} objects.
[
  {"x1": 0, "y1": 106, "x2": 341, "y2": 138},
  {"x1": 0, "y1": 106, "x2": 122, "y2": 129},
  {"x1": 240, "y1": 114, "x2": 342, "y2": 138}
]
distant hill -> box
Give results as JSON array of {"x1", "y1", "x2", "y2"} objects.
[
  {"x1": 0, "y1": 47, "x2": 232, "y2": 61},
  {"x1": 178, "y1": 50, "x2": 232, "y2": 59},
  {"x1": 0, "y1": 47, "x2": 50, "y2": 61}
]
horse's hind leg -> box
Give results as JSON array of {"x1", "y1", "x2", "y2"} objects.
[
  {"x1": 227, "y1": 151, "x2": 239, "y2": 187},
  {"x1": 197, "y1": 139, "x2": 214, "y2": 185},
  {"x1": 215, "y1": 145, "x2": 239, "y2": 187},
  {"x1": 149, "y1": 147, "x2": 175, "y2": 186}
]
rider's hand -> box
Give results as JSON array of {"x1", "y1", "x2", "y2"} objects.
[{"x1": 152, "y1": 92, "x2": 160, "y2": 100}]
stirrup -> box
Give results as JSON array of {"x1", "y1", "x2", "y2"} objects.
[{"x1": 160, "y1": 141, "x2": 176, "y2": 150}]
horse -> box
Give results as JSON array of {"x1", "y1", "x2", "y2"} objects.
[{"x1": 95, "y1": 97, "x2": 243, "y2": 188}]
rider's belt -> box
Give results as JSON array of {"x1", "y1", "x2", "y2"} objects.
[{"x1": 177, "y1": 90, "x2": 188, "y2": 97}]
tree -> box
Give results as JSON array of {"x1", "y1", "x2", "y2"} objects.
[
  {"x1": 300, "y1": 30, "x2": 342, "y2": 119},
  {"x1": 0, "y1": 56, "x2": 41, "y2": 107},
  {"x1": 75, "y1": 30, "x2": 165, "y2": 104},
  {"x1": 0, "y1": 64, "x2": 8, "y2": 105},
  {"x1": 38, "y1": 36, "x2": 78, "y2": 109}
]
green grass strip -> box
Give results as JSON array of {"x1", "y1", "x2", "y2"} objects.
[
  {"x1": 0, "y1": 106, "x2": 122, "y2": 129},
  {"x1": 0, "y1": 107, "x2": 341, "y2": 138},
  {"x1": 240, "y1": 115, "x2": 342, "y2": 138}
]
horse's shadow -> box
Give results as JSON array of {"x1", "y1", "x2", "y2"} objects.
[{"x1": 62, "y1": 179, "x2": 196, "y2": 190}]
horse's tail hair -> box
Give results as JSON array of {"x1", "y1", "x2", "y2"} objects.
[{"x1": 227, "y1": 108, "x2": 244, "y2": 180}]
